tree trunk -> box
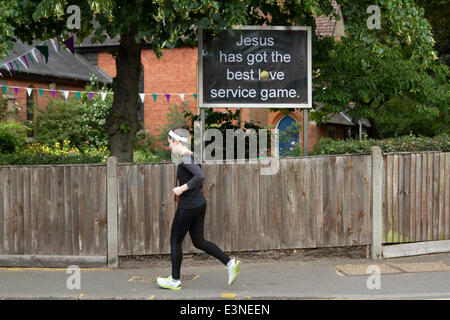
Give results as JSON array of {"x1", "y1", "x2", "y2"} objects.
[
  {"x1": 105, "y1": 25, "x2": 142, "y2": 163},
  {"x1": 369, "y1": 118, "x2": 384, "y2": 139}
]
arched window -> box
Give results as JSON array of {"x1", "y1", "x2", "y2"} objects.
[{"x1": 276, "y1": 115, "x2": 300, "y2": 156}]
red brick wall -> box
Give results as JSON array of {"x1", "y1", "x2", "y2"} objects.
[
  {"x1": 98, "y1": 48, "x2": 199, "y2": 136},
  {"x1": 1, "y1": 79, "x2": 86, "y2": 122}
]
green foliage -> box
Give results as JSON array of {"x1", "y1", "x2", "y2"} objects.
[
  {"x1": 79, "y1": 78, "x2": 113, "y2": 149},
  {"x1": 415, "y1": 0, "x2": 450, "y2": 65},
  {"x1": 312, "y1": 0, "x2": 450, "y2": 136},
  {"x1": 0, "y1": 120, "x2": 29, "y2": 153},
  {"x1": 33, "y1": 98, "x2": 86, "y2": 149},
  {"x1": 0, "y1": 151, "x2": 106, "y2": 165},
  {"x1": 33, "y1": 77, "x2": 112, "y2": 150},
  {"x1": 310, "y1": 133, "x2": 450, "y2": 156},
  {"x1": 375, "y1": 96, "x2": 450, "y2": 137}
]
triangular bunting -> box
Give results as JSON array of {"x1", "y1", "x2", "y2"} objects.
[
  {"x1": 63, "y1": 91, "x2": 69, "y2": 99},
  {"x1": 22, "y1": 55, "x2": 30, "y2": 68},
  {"x1": 63, "y1": 36, "x2": 75, "y2": 55},
  {"x1": 152, "y1": 94, "x2": 157, "y2": 102},
  {"x1": 50, "y1": 90, "x2": 56, "y2": 98},
  {"x1": 139, "y1": 93, "x2": 145, "y2": 103},
  {"x1": 31, "y1": 48, "x2": 39, "y2": 63},
  {"x1": 165, "y1": 94, "x2": 170, "y2": 102},
  {"x1": 193, "y1": 93, "x2": 198, "y2": 100},
  {"x1": 18, "y1": 56, "x2": 28, "y2": 69},
  {"x1": 100, "y1": 92, "x2": 107, "y2": 101},
  {"x1": 8, "y1": 62, "x2": 15, "y2": 75},
  {"x1": 27, "y1": 52, "x2": 36, "y2": 65},
  {"x1": 2, "y1": 86, "x2": 7, "y2": 94},
  {"x1": 13, "y1": 87, "x2": 18, "y2": 96},
  {"x1": 75, "y1": 91, "x2": 81, "y2": 100},
  {"x1": 179, "y1": 94, "x2": 185, "y2": 101},
  {"x1": 4, "y1": 63, "x2": 12, "y2": 76},
  {"x1": 88, "y1": 92, "x2": 94, "y2": 100},
  {"x1": 38, "y1": 89, "x2": 44, "y2": 97},
  {"x1": 13, "y1": 60, "x2": 21, "y2": 73},
  {"x1": 26, "y1": 88, "x2": 32, "y2": 96},
  {"x1": 36, "y1": 46, "x2": 49, "y2": 63},
  {"x1": 50, "y1": 39, "x2": 58, "y2": 52}
]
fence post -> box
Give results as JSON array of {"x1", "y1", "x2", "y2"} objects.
[
  {"x1": 371, "y1": 146, "x2": 383, "y2": 260},
  {"x1": 107, "y1": 156, "x2": 119, "y2": 267}
]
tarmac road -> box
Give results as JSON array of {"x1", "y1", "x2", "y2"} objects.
[{"x1": 0, "y1": 251, "x2": 450, "y2": 300}]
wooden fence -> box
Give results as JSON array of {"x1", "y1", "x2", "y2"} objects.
[{"x1": 0, "y1": 151, "x2": 448, "y2": 266}]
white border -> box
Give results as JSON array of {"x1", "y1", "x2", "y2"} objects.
[{"x1": 198, "y1": 25, "x2": 312, "y2": 109}]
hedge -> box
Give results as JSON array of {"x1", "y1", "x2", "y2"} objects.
[{"x1": 310, "y1": 133, "x2": 450, "y2": 156}]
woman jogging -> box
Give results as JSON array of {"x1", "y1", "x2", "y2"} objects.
[{"x1": 156, "y1": 128, "x2": 241, "y2": 290}]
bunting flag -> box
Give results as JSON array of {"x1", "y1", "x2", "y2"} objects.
[
  {"x1": 56, "y1": 36, "x2": 62, "y2": 50},
  {"x1": 18, "y1": 55, "x2": 28, "y2": 69},
  {"x1": 27, "y1": 52, "x2": 36, "y2": 65},
  {"x1": 36, "y1": 45, "x2": 49, "y2": 63},
  {"x1": 0, "y1": 84, "x2": 197, "y2": 104},
  {"x1": 13, "y1": 60, "x2": 21, "y2": 73},
  {"x1": 31, "y1": 48, "x2": 39, "y2": 64},
  {"x1": 8, "y1": 62, "x2": 15, "y2": 75},
  {"x1": 50, "y1": 39, "x2": 58, "y2": 53},
  {"x1": 22, "y1": 55, "x2": 30, "y2": 69},
  {"x1": 63, "y1": 36, "x2": 75, "y2": 55}
]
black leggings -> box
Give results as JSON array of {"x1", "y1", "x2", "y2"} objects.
[{"x1": 170, "y1": 202, "x2": 230, "y2": 280}]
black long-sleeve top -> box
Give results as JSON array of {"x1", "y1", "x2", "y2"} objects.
[{"x1": 176, "y1": 153, "x2": 206, "y2": 209}]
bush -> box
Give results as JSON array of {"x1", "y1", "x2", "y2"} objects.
[
  {"x1": 0, "y1": 138, "x2": 110, "y2": 165},
  {"x1": 0, "y1": 152, "x2": 106, "y2": 165},
  {"x1": 310, "y1": 133, "x2": 450, "y2": 156},
  {"x1": 34, "y1": 99, "x2": 86, "y2": 149},
  {"x1": 0, "y1": 120, "x2": 29, "y2": 153},
  {"x1": 33, "y1": 77, "x2": 112, "y2": 151}
]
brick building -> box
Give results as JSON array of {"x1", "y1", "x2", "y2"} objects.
[{"x1": 0, "y1": 41, "x2": 112, "y2": 133}]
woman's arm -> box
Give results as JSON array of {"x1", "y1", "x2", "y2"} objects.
[{"x1": 173, "y1": 155, "x2": 205, "y2": 196}]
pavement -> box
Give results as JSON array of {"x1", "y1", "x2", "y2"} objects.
[{"x1": 1, "y1": 250, "x2": 450, "y2": 300}]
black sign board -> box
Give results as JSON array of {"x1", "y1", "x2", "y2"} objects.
[{"x1": 199, "y1": 26, "x2": 311, "y2": 108}]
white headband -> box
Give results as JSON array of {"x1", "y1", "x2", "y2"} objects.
[{"x1": 169, "y1": 130, "x2": 188, "y2": 143}]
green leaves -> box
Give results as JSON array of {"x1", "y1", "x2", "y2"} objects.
[{"x1": 313, "y1": 0, "x2": 449, "y2": 135}]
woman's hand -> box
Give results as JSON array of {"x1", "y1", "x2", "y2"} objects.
[{"x1": 173, "y1": 184, "x2": 188, "y2": 196}]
